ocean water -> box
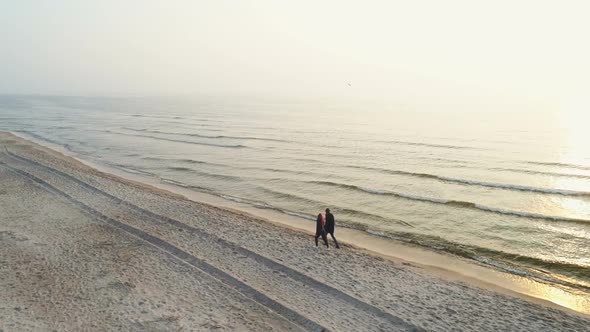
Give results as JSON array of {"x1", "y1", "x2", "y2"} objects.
[{"x1": 1, "y1": 95, "x2": 589, "y2": 293}]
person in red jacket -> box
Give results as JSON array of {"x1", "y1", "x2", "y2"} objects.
[{"x1": 315, "y1": 213, "x2": 329, "y2": 247}]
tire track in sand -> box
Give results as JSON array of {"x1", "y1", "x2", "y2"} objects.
[
  {"x1": 2, "y1": 150, "x2": 424, "y2": 332},
  {"x1": 0, "y1": 161, "x2": 326, "y2": 332}
]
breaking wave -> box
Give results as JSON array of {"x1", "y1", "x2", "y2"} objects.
[{"x1": 305, "y1": 180, "x2": 590, "y2": 225}]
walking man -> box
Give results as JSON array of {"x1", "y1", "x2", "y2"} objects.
[{"x1": 325, "y1": 208, "x2": 340, "y2": 248}]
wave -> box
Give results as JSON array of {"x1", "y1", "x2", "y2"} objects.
[
  {"x1": 377, "y1": 139, "x2": 478, "y2": 150},
  {"x1": 526, "y1": 161, "x2": 590, "y2": 171},
  {"x1": 128, "y1": 114, "x2": 185, "y2": 120},
  {"x1": 307, "y1": 180, "x2": 447, "y2": 203},
  {"x1": 161, "y1": 167, "x2": 243, "y2": 183},
  {"x1": 252, "y1": 185, "x2": 415, "y2": 228},
  {"x1": 376, "y1": 231, "x2": 590, "y2": 290},
  {"x1": 16, "y1": 131, "x2": 79, "y2": 153},
  {"x1": 167, "y1": 166, "x2": 194, "y2": 172},
  {"x1": 305, "y1": 180, "x2": 590, "y2": 225},
  {"x1": 435, "y1": 176, "x2": 590, "y2": 197},
  {"x1": 158, "y1": 177, "x2": 214, "y2": 193},
  {"x1": 160, "y1": 178, "x2": 190, "y2": 188},
  {"x1": 164, "y1": 166, "x2": 296, "y2": 184},
  {"x1": 107, "y1": 131, "x2": 247, "y2": 148},
  {"x1": 141, "y1": 156, "x2": 221, "y2": 167},
  {"x1": 123, "y1": 127, "x2": 291, "y2": 143},
  {"x1": 125, "y1": 112, "x2": 223, "y2": 122},
  {"x1": 491, "y1": 167, "x2": 590, "y2": 180},
  {"x1": 125, "y1": 158, "x2": 245, "y2": 183},
  {"x1": 177, "y1": 159, "x2": 207, "y2": 165},
  {"x1": 220, "y1": 186, "x2": 416, "y2": 232},
  {"x1": 50, "y1": 126, "x2": 75, "y2": 130},
  {"x1": 18, "y1": 131, "x2": 63, "y2": 146},
  {"x1": 123, "y1": 127, "x2": 354, "y2": 150},
  {"x1": 140, "y1": 155, "x2": 349, "y2": 182},
  {"x1": 346, "y1": 165, "x2": 590, "y2": 197},
  {"x1": 110, "y1": 164, "x2": 155, "y2": 177},
  {"x1": 337, "y1": 207, "x2": 415, "y2": 228},
  {"x1": 256, "y1": 186, "x2": 321, "y2": 205},
  {"x1": 217, "y1": 193, "x2": 317, "y2": 220}
]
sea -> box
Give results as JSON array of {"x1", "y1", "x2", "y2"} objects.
[{"x1": 1, "y1": 94, "x2": 589, "y2": 296}]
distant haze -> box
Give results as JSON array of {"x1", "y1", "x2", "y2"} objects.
[{"x1": 1, "y1": 1, "x2": 589, "y2": 111}]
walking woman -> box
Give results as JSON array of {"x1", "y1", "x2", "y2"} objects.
[{"x1": 315, "y1": 213, "x2": 329, "y2": 247}]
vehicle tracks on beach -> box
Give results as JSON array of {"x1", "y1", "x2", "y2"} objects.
[
  {"x1": 0, "y1": 149, "x2": 424, "y2": 332},
  {"x1": 0, "y1": 159, "x2": 324, "y2": 332}
]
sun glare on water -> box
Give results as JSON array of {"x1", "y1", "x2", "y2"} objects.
[
  {"x1": 535, "y1": 285, "x2": 590, "y2": 314},
  {"x1": 558, "y1": 98, "x2": 590, "y2": 166},
  {"x1": 549, "y1": 99, "x2": 590, "y2": 218}
]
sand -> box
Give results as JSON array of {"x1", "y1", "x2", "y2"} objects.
[{"x1": 1, "y1": 131, "x2": 589, "y2": 332}]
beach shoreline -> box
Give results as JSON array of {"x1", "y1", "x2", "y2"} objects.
[
  {"x1": 1, "y1": 131, "x2": 590, "y2": 331},
  {"x1": 10, "y1": 130, "x2": 590, "y2": 317}
]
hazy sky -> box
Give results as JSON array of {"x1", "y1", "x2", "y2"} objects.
[{"x1": 1, "y1": 1, "x2": 589, "y2": 108}]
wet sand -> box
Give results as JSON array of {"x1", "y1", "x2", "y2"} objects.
[{"x1": 1, "y1": 131, "x2": 589, "y2": 331}]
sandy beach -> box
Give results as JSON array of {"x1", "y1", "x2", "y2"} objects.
[{"x1": 1, "y1": 131, "x2": 589, "y2": 332}]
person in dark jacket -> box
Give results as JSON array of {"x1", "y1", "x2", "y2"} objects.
[
  {"x1": 325, "y1": 208, "x2": 340, "y2": 248},
  {"x1": 315, "y1": 213, "x2": 329, "y2": 247}
]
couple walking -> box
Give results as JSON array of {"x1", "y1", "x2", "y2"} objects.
[{"x1": 315, "y1": 208, "x2": 339, "y2": 248}]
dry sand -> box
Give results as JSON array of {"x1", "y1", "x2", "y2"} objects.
[{"x1": 1, "y1": 131, "x2": 589, "y2": 331}]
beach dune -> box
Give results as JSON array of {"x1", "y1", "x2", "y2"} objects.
[{"x1": 1, "y1": 131, "x2": 589, "y2": 331}]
